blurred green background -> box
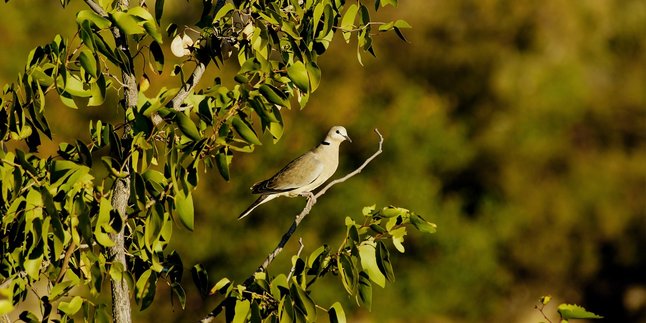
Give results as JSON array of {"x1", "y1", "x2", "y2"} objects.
[{"x1": 2, "y1": 1, "x2": 645, "y2": 322}]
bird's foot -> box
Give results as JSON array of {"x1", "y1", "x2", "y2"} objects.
[{"x1": 300, "y1": 191, "x2": 316, "y2": 204}]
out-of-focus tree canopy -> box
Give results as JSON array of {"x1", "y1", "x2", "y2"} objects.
[{"x1": 1, "y1": 0, "x2": 644, "y2": 322}]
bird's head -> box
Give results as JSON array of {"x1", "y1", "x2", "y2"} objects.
[{"x1": 327, "y1": 126, "x2": 352, "y2": 143}]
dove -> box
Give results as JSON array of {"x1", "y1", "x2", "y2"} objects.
[{"x1": 238, "y1": 126, "x2": 351, "y2": 219}]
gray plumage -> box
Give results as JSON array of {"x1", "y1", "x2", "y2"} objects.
[{"x1": 238, "y1": 126, "x2": 351, "y2": 219}]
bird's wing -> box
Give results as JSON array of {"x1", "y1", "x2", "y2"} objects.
[{"x1": 251, "y1": 152, "x2": 323, "y2": 194}]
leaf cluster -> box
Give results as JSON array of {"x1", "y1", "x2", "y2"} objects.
[{"x1": 199, "y1": 205, "x2": 436, "y2": 322}]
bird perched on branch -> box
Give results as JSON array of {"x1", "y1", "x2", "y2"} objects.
[{"x1": 238, "y1": 126, "x2": 352, "y2": 219}]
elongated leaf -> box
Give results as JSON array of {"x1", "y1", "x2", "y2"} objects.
[
  {"x1": 214, "y1": 3, "x2": 235, "y2": 22},
  {"x1": 148, "y1": 41, "x2": 164, "y2": 74},
  {"x1": 174, "y1": 111, "x2": 201, "y2": 141},
  {"x1": 111, "y1": 12, "x2": 145, "y2": 35},
  {"x1": 154, "y1": 0, "x2": 164, "y2": 24},
  {"x1": 328, "y1": 302, "x2": 346, "y2": 323},
  {"x1": 358, "y1": 242, "x2": 386, "y2": 287},
  {"x1": 175, "y1": 190, "x2": 194, "y2": 231},
  {"x1": 558, "y1": 304, "x2": 603, "y2": 320},
  {"x1": 215, "y1": 148, "x2": 231, "y2": 181},
  {"x1": 341, "y1": 4, "x2": 358, "y2": 42},
  {"x1": 376, "y1": 241, "x2": 395, "y2": 282},
  {"x1": 357, "y1": 272, "x2": 372, "y2": 310},
  {"x1": 232, "y1": 300, "x2": 250, "y2": 323},
  {"x1": 287, "y1": 61, "x2": 309, "y2": 92},
  {"x1": 306, "y1": 62, "x2": 321, "y2": 92},
  {"x1": 76, "y1": 10, "x2": 111, "y2": 29},
  {"x1": 410, "y1": 213, "x2": 437, "y2": 234},
  {"x1": 135, "y1": 269, "x2": 157, "y2": 310},
  {"x1": 290, "y1": 283, "x2": 316, "y2": 322},
  {"x1": 79, "y1": 50, "x2": 98, "y2": 78},
  {"x1": 259, "y1": 84, "x2": 287, "y2": 107},
  {"x1": 232, "y1": 116, "x2": 262, "y2": 145}
]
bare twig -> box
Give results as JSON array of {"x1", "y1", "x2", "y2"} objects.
[
  {"x1": 286, "y1": 238, "x2": 304, "y2": 281},
  {"x1": 256, "y1": 129, "x2": 384, "y2": 273}
]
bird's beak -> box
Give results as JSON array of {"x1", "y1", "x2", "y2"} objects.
[{"x1": 344, "y1": 135, "x2": 352, "y2": 143}]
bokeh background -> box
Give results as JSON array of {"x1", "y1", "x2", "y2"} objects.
[{"x1": 2, "y1": 1, "x2": 645, "y2": 322}]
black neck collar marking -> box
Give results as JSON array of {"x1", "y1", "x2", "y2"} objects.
[{"x1": 321, "y1": 141, "x2": 331, "y2": 146}]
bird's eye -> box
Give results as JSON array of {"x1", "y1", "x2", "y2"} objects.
[{"x1": 336, "y1": 130, "x2": 340, "y2": 134}]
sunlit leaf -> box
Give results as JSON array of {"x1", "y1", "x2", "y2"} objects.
[
  {"x1": 328, "y1": 302, "x2": 346, "y2": 323},
  {"x1": 558, "y1": 304, "x2": 603, "y2": 320},
  {"x1": 175, "y1": 189, "x2": 194, "y2": 231},
  {"x1": 358, "y1": 241, "x2": 386, "y2": 287},
  {"x1": 58, "y1": 296, "x2": 83, "y2": 316},
  {"x1": 287, "y1": 61, "x2": 309, "y2": 92},
  {"x1": 232, "y1": 116, "x2": 262, "y2": 145}
]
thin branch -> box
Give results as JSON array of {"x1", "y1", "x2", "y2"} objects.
[
  {"x1": 151, "y1": 0, "x2": 227, "y2": 126},
  {"x1": 83, "y1": 0, "x2": 108, "y2": 17},
  {"x1": 286, "y1": 238, "x2": 304, "y2": 281},
  {"x1": 256, "y1": 129, "x2": 384, "y2": 274},
  {"x1": 202, "y1": 129, "x2": 384, "y2": 322}
]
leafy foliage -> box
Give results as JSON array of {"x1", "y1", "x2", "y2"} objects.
[
  {"x1": 201, "y1": 205, "x2": 435, "y2": 321},
  {"x1": 0, "y1": 0, "x2": 413, "y2": 321}
]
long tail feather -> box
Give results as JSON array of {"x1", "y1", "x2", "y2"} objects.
[{"x1": 238, "y1": 195, "x2": 272, "y2": 220}]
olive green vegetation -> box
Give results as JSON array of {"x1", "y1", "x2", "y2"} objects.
[{"x1": 1, "y1": 1, "x2": 644, "y2": 322}]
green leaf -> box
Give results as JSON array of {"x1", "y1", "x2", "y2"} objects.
[
  {"x1": 410, "y1": 213, "x2": 437, "y2": 234},
  {"x1": 215, "y1": 147, "x2": 232, "y2": 181},
  {"x1": 357, "y1": 272, "x2": 372, "y2": 311},
  {"x1": 290, "y1": 282, "x2": 316, "y2": 322},
  {"x1": 24, "y1": 256, "x2": 42, "y2": 280},
  {"x1": 358, "y1": 241, "x2": 386, "y2": 288},
  {"x1": 306, "y1": 62, "x2": 321, "y2": 92},
  {"x1": 232, "y1": 116, "x2": 262, "y2": 145},
  {"x1": 381, "y1": 0, "x2": 398, "y2": 7},
  {"x1": 88, "y1": 74, "x2": 108, "y2": 106},
  {"x1": 390, "y1": 227, "x2": 407, "y2": 253},
  {"x1": 376, "y1": 241, "x2": 395, "y2": 282},
  {"x1": 143, "y1": 21, "x2": 163, "y2": 44},
  {"x1": 362, "y1": 204, "x2": 376, "y2": 216},
  {"x1": 259, "y1": 84, "x2": 287, "y2": 107},
  {"x1": 154, "y1": 0, "x2": 164, "y2": 24},
  {"x1": 209, "y1": 277, "x2": 231, "y2": 295},
  {"x1": 341, "y1": 4, "x2": 359, "y2": 42},
  {"x1": 135, "y1": 269, "x2": 157, "y2": 310},
  {"x1": 557, "y1": 304, "x2": 603, "y2": 320},
  {"x1": 378, "y1": 21, "x2": 394, "y2": 32},
  {"x1": 94, "y1": 197, "x2": 115, "y2": 247},
  {"x1": 64, "y1": 75, "x2": 92, "y2": 98},
  {"x1": 0, "y1": 299, "x2": 14, "y2": 316},
  {"x1": 79, "y1": 49, "x2": 99, "y2": 78},
  {"x1": 111, "y1": 11, "x2": 145, "y2": 35},
  {"x1": 192, "y1": 264, "x2": 209, "y2": 299},
  {"x1": 232, "y1": 300, "x2": 250, "y2": 323},
  {"x1": 287, "y1": 61, "x2": 309, "y2": 92},
  {"x1": 170, "y1": 283, "x2": 186, "y2": 310},
  {"x1": 338, "y1": 253, "x2": 357, "y2": 294},
  {"x1": 393, "y1": 19, "x2": 412, "y2": 29},
  {"x1": 214, "y1": 3, "x2": 235, "y2": 22},
  {"x1": 307, "y1": 245, "x2": 327, "y2": 268},
  {"x1": 145, "y1": 204, "x2": 164, "y2": 250},
  {"x1": 174, "y1": 111, "x2": 201, "y2": 141},
  {"x1": 76, "y1": 10, "x2": 111, "y2": 29},
  {"x1": 58, "y1": 296, "x2": 83, "y2": 316},
  {"x1": 175, "y1": 190, "x2": 194, "y2": 231},
  {"x1": 328, "y1": 302, "x2": 346, "y2": 323}
]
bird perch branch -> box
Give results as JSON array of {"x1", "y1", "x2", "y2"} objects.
[
  {"x1": 202, "y1": 129, "x2": 384, "y2": 322},
  {"x1": 255, "y1": 128, "x2": 384, "y2": 274}
]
